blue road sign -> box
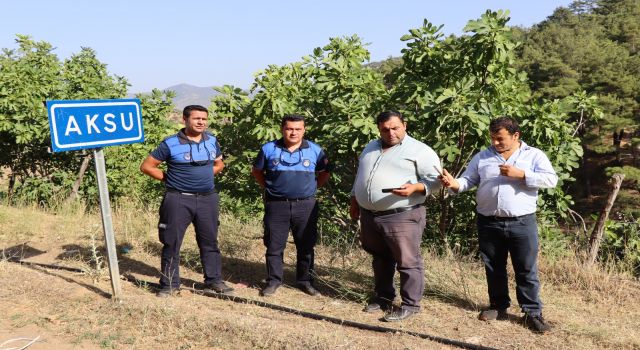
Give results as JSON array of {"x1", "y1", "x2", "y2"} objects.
[{"x1": 47, "y1": 99, "x2": 144, "y2": 152}]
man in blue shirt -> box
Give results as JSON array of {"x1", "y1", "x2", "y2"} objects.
[
  {"x1": 439, "y1": 116, "x2": 557, "y2": 333},
  {"x1": 252, "y1": 114, "x2": 331, "y2": 297},
  {"x1": 140, "y1": 105, "x2": 233, "y2": 297}
]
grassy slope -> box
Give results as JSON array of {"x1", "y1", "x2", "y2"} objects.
[{"x1": 1, "y1": 203, "x2": 639, "y2": 349}]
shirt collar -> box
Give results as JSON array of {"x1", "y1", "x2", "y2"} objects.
[
  {"x1": 275, "y1": 138, "x2": 309, "y2": 150},
  {"x1": 490, "y1": 140, "x2": 530, "y2": 155},
  {"x1": 378, "y1": 134, "x2": 407, "y2": 149},
  {"x1": 177, "y1": 128, "x2": 210, "y2": 144}
]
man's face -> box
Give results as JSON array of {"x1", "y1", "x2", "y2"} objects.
[
  {"x1": 490, "y1": 128, "x2": 520, "y2": 153},
  {"x1": 282, "y1": 120, "x2": 305, "y2": 147},
  {"x1": 378, "y1": 116, "x2": 407, "y2": 147},
  {"x1": 184, "y1": 110, "x2": 208, "y2": 135}
]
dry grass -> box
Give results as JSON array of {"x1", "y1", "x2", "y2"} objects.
[{"x1": 1, "y1": 202, "x2": 640, "y2": 349}]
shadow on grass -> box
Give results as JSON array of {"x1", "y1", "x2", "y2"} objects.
[
  {"x1": 3, "y1": 242, "x2": 479, "y2": 311},
  {"x1": 25, "y1": 263, "x2": 113, "y2": 299},
  {"x1": 2, "y1": 243, "x2": 112, "y2": 299},
  {"x1": 2, "y1": 243, "x2": 47, "y2": 260},
  {"x1": 424, "y1": 286, "x2": 480, "y2": 311}
]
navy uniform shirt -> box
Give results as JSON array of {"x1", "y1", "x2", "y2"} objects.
[
  {"x1": 253, "y1": 138, "x2": 330, "y2": 199},
  {"x1": 150, "y1": 129, "x2": 221, "y2": 193}
]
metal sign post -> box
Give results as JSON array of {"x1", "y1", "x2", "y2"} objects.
[
  {"x1": 93, "y1": 148, "x2": 122, "y2": 301},
  {"x1": 46, "y1": 99, "x2": 144, "y2": 301}
]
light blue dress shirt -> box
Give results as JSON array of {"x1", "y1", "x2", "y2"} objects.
[
  {"x1": 352, "y1": 135, "x2": 442, "y2": 211},
  {"x1": 455, "y1": 141, "x2": 558, "y2": 217}
]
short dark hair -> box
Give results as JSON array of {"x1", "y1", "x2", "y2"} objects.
[
  {"x1": 376, "y1": 110, "x2": 404, "y2": 125},
  {"x1": 183, "y1": 105, "x2": 208, "y2": 119},
  {"x1": 489, "y1": 116, "x2": 520, "y2": 135},
  {"x1": 281, "y1": 114, "x2": 305, "y2": 127}
]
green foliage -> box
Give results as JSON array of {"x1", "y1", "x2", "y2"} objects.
[
  {"x1": 211, "y1": 35, "x2": 388, "y2": 242},
  {"x1": 208, "y1": 85, "x2": 262, "y2": 216},
  {"x1": 0, "y1": 35, "x2": 130, "y2": 204},
  {"x1": 517, "y1": 0, "x2": 640, "y2": 138},
  {"x1": 605, "y1": 166, "x2": 640, "y2": 188},
  {"x1": 81, "y1": 89, "x2": 177, "y2": 207},
  {"x1": 539, "y1": 223, "x2": 572, "y2": 260},
  {"x1": 2, "y1": 12, "x2": 609, "y2": 256},
  {"x1": 604, "y1": 165, "x2": 640, "y2": 218},
  {"x1": 0, "y1": 35, "x2": 176, "y2": 208},
  {"x1": 600, "y1": 216, "x2": 640, "y2": 274},
  {"x1": 207, "y1": 12, "x2": 594, "y2": 251},
  {"x1": 0, "y1": 35, "x2": 64, "y2": 188},
  {"x1": 391, "y1": 11, "x2": 589, "y2": 250},
  {"x1": 61, "y1": 47, "x2": 128, "y2": 100}
]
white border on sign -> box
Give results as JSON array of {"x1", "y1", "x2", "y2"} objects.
[{"x1": 50, "y1": 101, "x2": 143, "y2": 150}]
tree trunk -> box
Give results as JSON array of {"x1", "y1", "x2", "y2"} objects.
[
  {"x1": 66, "y1": 153, "x2": 93, "y2": 202},
  {"x1": 7, "y1": 172, "x2": 16, "y2": 201},
  {"x1": 586, "y1": 173, "x2": 625, "y2": 267},
  {"x1": 582, "y1": 146, "x2": 592, "y2": 198},
  {"x1": 438, "y1": 192, "x2": 451, "y2": 255}
]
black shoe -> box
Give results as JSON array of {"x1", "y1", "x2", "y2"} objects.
[
  {"x1": 364, "y1": 298, "x2": 393, "y2": 313},
  {"x1": 478, "y1": 308, "x2": 509, "y2": 321},
  {"x1": 260, "y1": 284, "x2": 280, "y2": 297},
  {"x1": 156, "y1": 287, "x2": 180, "y2": 298},
  {"x1": 523, "y1": 314, "x2": 551, "y2": 333},
  {"x1": 383, "y1": 307, "x2": 418, "y2": 322},
  {"x1": 204, "y1": 281, "x2": 234, "y2": 294},
  {"x1": 298, "y1": 283, "x2": 321, "y2": 296}
]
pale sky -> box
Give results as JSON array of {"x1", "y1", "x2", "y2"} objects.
[{"x1": 1, "y1": 1, "x2": 573, "y2": 93}]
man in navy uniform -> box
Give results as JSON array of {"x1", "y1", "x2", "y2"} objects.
[
  {"x1": 141, "y1": 105, "x2": 233, "y2": 297},
  {"x1": 251, "y1": 114, "x2": 331, "y2": 297}
]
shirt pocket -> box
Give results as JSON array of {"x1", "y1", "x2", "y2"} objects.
[
  {"x1": 515, "y1": 159, "x2": 532, "y2": 171},
  {"x1": 479, "y1": 163, "x2": 499, "y2": 180}
]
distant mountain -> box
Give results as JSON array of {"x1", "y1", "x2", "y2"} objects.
[
  {"x1": 129, "y1": 84, "x2": 220, "y2": 111},
  {"x1": 165, "y1": 84, "x2": 220, "y2": 111}
]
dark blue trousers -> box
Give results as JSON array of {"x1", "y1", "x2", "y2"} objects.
[
  {"x1": 263, "y1": 198, "x2": 318, "y2": 286},
  {"x1": 158, "y1": 191, "x2": 222, "y2": 289},
  {"x1": 477, "y1": 213, "x2": 542, "y2": 316}
]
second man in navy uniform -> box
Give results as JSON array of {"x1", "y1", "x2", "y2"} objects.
[{"x1": 251, "y1": 114, "x2": 331, "y2": 297}]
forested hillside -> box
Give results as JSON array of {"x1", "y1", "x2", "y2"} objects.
[
  {"x1": 368, "y1": 0, "x2": 640, "y2": 271},
  {"x1": 515, "y1": 0, "x2": 640, "y2": 216}
]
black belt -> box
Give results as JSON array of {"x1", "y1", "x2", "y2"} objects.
[
  {"x1": 478, "y1": 213, "x2": 534, "y2": 221},
  {"x1": 367, "y1": 204, "x2": 423, "y2": 217},
  {"x1": 166, "y1": 188, "x2": 216, "y2": 196},
  {"x1": 264, "y1": 194, "x2": 314, "y2": 202}
]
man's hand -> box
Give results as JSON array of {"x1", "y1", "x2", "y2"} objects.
[
  {"x1": 349, "y1": 196, "x2": 360, "y2": 221},
  {"x1": 498, "y1": 164, "x2": 525, "y2": 179},
  {"x1": 391, "y1": 183, "x2": 425, "y2": 197},
  {"x1": 251, "y1": 167, "x2": 266, "y2": 188},
  {"x1": 438, "y1": 168, "x2": 460, "y2": 192}
]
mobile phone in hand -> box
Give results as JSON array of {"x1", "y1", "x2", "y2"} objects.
[{"x1": 381, "y1": 188, "x2": 402, "y2": 193}]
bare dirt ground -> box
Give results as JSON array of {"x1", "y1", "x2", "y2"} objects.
[{"x1": 1, "y1": 204, "x2": 639, "y2": 350}]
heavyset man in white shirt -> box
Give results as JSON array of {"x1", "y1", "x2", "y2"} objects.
[{"x1": 350, "y1": 110, "x2": 441, "y2": 322}]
